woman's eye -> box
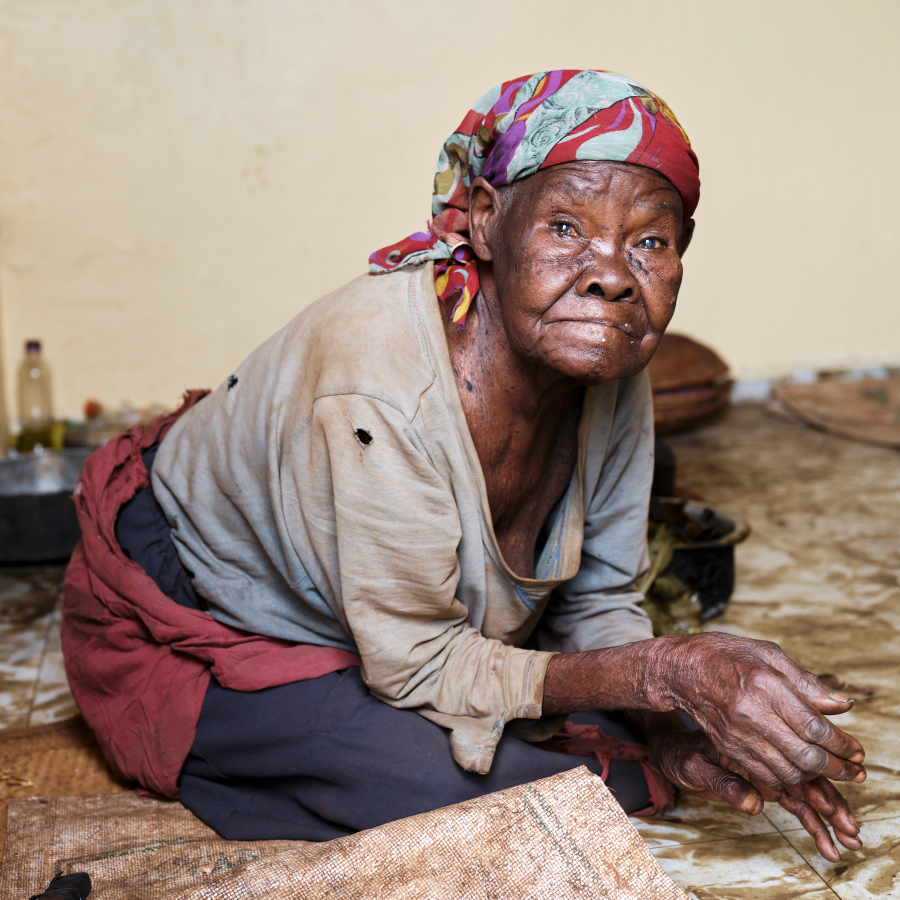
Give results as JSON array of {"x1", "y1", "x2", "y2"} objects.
[
  {"x1": 638, "y1": 237, "x2": 663, "y2": 249},
  {"x1": 552, "y1": 222, "x2": 575, "y2": 237}
]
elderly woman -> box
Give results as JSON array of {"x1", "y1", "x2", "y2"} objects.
[{"x1": 63, "y1": 70, "x2": 864, "y2": 861}]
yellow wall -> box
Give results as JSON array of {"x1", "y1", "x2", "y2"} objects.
[{"x1": 1, "y1": 1, "x2": 897, "y2": 419}]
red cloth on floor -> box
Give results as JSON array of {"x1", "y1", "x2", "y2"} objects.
[
  {"x1": 61, "y1": 391, "x2": 361, "y2": 799},
  {"x1": 535, "y1": 722, "x2": 675, "y2": 816}
]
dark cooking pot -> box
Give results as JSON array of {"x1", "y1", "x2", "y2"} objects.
[{"x1": 0, "y1": 448, "x2": 92, "y2": 564}]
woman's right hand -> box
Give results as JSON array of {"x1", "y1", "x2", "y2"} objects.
[{"x1": 645, "y1": 632, "x2": 866, "y2": 792}]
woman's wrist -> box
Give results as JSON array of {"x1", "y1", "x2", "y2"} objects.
[
  {"x1": 629, "y1": 634, "x2": 692, "y2": 714},
  {"x1": 637, "y1": 632, "x2": 711, "y2": 717},
  {"x1": 542, "y1": 635, "x2": 691, "y2": 716}
]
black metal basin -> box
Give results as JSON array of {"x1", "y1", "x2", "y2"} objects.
[
  {"x1": 0, "y1": 448, "x2": 92, "y2": 564},
  {"x1": 650, "y1": 496, "x2": 751, "y2": 621}
]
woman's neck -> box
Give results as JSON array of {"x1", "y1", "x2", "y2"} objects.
[{"x1": 443, "y1": 289, "x2": 583, "y2": 578}]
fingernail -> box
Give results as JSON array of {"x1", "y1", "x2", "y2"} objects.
[
  {"x1": 852, "y1": 769, "x2": 867, "y2": 783},
  {"x1": 741, "y1": 794, "x2": 762, "y2": 814},
  {"x1": 830, "y1": 693, "x2": 852, "y2": 703},
  {"x1": 849, "y1": 815, "x2": 860, "y2": 829}
]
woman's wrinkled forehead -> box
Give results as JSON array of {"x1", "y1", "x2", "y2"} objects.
[{"x1": 497, "y1": 161, "x2": 686, "y2": 238}]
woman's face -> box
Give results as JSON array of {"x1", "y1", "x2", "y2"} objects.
[{"x1": 470, "y1": 160, "x2": 693, "y2": 385}]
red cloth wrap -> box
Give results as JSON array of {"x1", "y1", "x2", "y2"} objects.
[{"x1": 61, "y1": 391, "x2": 361, "y2": 798}]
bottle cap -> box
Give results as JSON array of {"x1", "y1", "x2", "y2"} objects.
[{"x1": 25, "y1": 340, "x2": 41, "y2": 353}]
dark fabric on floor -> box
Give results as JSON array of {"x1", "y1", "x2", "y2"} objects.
[{"x1": 116, "y1": 446, "x2": 651, "y2": 841}]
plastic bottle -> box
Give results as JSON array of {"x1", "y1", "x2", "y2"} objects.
[{"x1": 16, "y1": 340, "x2": 54, "y2": 453}]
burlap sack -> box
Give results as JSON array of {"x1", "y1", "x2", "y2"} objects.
[{"x1": 1, "y1": 767, "x2": 686, "y2": 899}]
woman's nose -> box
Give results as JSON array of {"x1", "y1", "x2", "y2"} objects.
[{"x1": 576, "y1": 246, "x2": 639, "y2": 302}]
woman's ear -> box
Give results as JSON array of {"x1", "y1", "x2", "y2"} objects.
[
  {"x1": 468, "y1": 177, "x2": 503, "y2": 262},
  {"x1": 678, "y1": 217, "x2": 695, "y2": 257}
]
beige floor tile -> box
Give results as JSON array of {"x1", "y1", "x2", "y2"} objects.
[
  {"x1": 653, "y1": 832, "x2": 840, "y2": 899},
  {"x1": 0, "y1": 651, "x2": 42, "y2": 730},
  {"x1": 28, "y1": 606, "x2": 79, "y2": 727},
  {"x1": 779, "y1": 816, "x2": 900, "y2": 899},
  {"x1": 0, "y1": 566, "x2": 65, "y2": 731},
  {"x1": 632, "y1": 792, "x2": 779, "y2": 848},
  {"x1": 669, "y1": 411, "x2": 900, "y2": 638}
]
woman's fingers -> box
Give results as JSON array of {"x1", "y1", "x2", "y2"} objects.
[
  {"x1": 834, "y1": 824, "x2": 864, "y2": 852},
  {"x1": 770, "y1": 687, "x2": 866, "y2": 773},
  {"x1": 765, "y1": 712, "x2": 866, "y2": 784},
  {"x1": 720, "y1": 745, "x2": 794, "y2": 793},
  {"x1": 664, "y1": 633, "x2": 867, "y2": 808},
  {"x1": 722, "y1": 755, "x2": 864, "y2": 861},
  {"x1": 754, "y1": 652, "x2": 866, "y2": 763},
  {"x1": 779, "y1": 781, "x2": 862, "y2": 861},
  {"x1": 711, "y1": 713, "x2": 815, "y2": 790},
  {"x1": 653, "y1": 723, "x2": 864, "y2": 864},
  {"x1": 779, "y1": 792, "x2": 842, "y2": 862},
  {"x1": 795, "y1": 779, "x2": 862, "y2": 851},
  {"x1": 651, "y1": 731, "x2": 764, "y2": 814},
  {"x1": 702, "y1": 668, "x2": 866, "y2": 785},
  {"x1": 800, "y1": 778, "x2": 837, "y2": 817},
  {"x1": 679, "y1": 748, "x2": 763, "y2": 814},
  {"x1": 776, "y1": 663, "x2": 864, "y2": 731},
  {"x1": 818, "y1": 779, "x2": 861, "y2": 840}
]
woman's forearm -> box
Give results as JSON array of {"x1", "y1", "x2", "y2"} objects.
[{"x1": 541, "y1": 636, "x2": 680, "y2": 716}]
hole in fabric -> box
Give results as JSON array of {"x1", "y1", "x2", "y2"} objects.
[
  {"x1": 355, "y1": 428, "x2": 373, "y2": 447},
  {"x1": 227, "y1": 375, "x2": 239, "y2": 391}
]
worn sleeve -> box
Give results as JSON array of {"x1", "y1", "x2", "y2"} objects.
[
  {"x1": 297, "y1": 392, "x2": 555, "y2": 774},
  {"x1": 538, "y1": 373, "x2": 656, "y2": 654}
]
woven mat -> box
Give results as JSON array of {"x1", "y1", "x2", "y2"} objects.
[
  {"x1": 0, "y1": 716, "x2": 129, "y2": 864},
  {"x1": 0, "y1": 791, "x2": 297, "y2": 899},
  {"x1": 773, "y1": 376, "x2": 900, "y2": 449},
  {"x1": 0, "y1": 767, "x2": 686, "y2": 899}
]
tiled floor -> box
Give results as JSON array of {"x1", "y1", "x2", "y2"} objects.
[
  {"x1": 0, "y1": 565, "x2": 78, "y2": 730},
  {"x1": 0, "y1": 403, "x2": 897, "y2": 897},
  {"x1": 632, "y1": 403, "x2": 900, "y2": 898}
]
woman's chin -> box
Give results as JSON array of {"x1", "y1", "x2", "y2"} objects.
[{"x1": 536, "y1": 336, "x2": 655, "y2": 385}]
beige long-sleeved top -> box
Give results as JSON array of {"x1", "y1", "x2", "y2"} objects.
[{"x1": 151, "y1": 263, "x2": 655, "y2": 774}]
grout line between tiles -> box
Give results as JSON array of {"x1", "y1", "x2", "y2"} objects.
[
  {"x1": 650, "y1": 828, "x2": 843, "y2": 897},
  {"x1": 761, "y1": 809, "x2": 844, "y2": 897},
  {"x1": 778, "y1": 812, "x2": 900, "y2": 899},
  {"x1": 645, "y1": 831, "x2": 809, "y2": 854},
  {"x1": 778, "y1": 829, "x2": 845, "y2": 899}
]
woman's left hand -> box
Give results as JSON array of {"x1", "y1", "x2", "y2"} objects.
[{"x1": 648, "y1": 726, "x2": 863, "y2": 862}]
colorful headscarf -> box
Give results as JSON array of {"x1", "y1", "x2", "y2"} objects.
[{"x1": 369, "y1": 70, "x2": 699, "y2": 325}]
